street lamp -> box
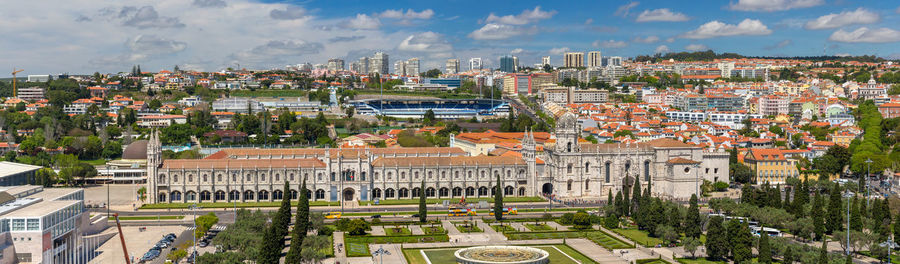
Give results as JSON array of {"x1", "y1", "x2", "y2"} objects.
[
  {"x1": 190, "y1": 204, "x2": 201, "y2": 257},
  {"x1": 843, "y1": 190, "x2": 854, "y2": 256},
  {"x1": 880, "y1": 238, "x2": 897, "y2": 263},
  {"x1": 372, "y1": 245, "x2": 390, "y2": 264},
  {"x1": 106, "y1": 163, "x2": 111, "y2": 217},
  {"x1": 865, "y1": 158, "x2": 873, "y2": 208}
]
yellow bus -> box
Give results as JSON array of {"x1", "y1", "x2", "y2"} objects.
[
  {"x1": 448, "y1": 209, "x2": 476, "y2": 217},
  {"x1": 489, "y1": 207, "x2": 518, "y2": 216},
  {"x1": 324, "y1": 212, "x2": 342, "y2": 219}
]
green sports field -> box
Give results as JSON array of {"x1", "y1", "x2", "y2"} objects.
[{"x1": 402, "y1": 244, "x2": 597, "y2": 264}]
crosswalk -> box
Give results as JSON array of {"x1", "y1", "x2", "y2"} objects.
[{"x1": 186, "y1": 225, "x2": 226, "y2": 231}]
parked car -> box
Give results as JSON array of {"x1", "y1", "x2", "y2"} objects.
[{"x1": 371, "y1": 214, "x2": 381, "y2": 219}]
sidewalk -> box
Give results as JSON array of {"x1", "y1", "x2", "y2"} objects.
[
  {"x1": 566, "y1": 238, "x2": 629, "y2": 264},
  {"x1": 598, "y1": 226, "x2": 677, "y2": 264},
  {"x1": 334, "y1": 231, "x2": 347, "y2": 264}
]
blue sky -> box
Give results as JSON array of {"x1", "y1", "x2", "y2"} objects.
[{"x1": 2, "y1": 0, "x2": 900, "y2": 75}]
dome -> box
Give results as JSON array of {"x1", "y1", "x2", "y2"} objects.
[
  {"x1": 122, "y1": 140, "x2": 149, "y2": 160},
  {"x1": 558, "y1": 112, "x2": 577, "y2": 128}
]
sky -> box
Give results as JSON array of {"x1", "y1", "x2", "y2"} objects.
[{"x1": 2, "y1": 0, "x2": 900, "y2": 76}]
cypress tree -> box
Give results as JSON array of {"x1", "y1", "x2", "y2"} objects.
[
  {"x1": 668, "y1": 204, "x2": 682, "y2": 233},
  {"x1": 732, "y1": 222, "x2": 753, "y2": 263},
  {"x1": 773, "y1": 184, "x2": 782, "y2": 208},
  {"x1": 276, "y1": 181, "x2": 291, "y2": 238},
  {"x1": 494, "y1": 174, "x2": 503, "y2": 221},
  {"x1": 741, "y1": 183, "x2": 753, "y2": 205},
  {"x1": 894, "y1": 212, "x2": 900, "y2": 242},
  {"x1": 812, "y1": 191, "x2": 825, "y2": 240},
  {"x1": 418, "y1": 179, "x2": 427, "y2": 223},
  {"x1": 632, "y1": 176, "x2": 642, "y2": 217},
  {"x1": 685, "y1": 194, "x2": 701, "y2": 239},
  {"x1": 758, "y1": 232, "x2": 771, "y2": 263},
  {"x1": 705, "y1": 216, "x2": 727, "y2": 260},
  {"x1": 860, "y1": 195, "x2": 868, "y2": 218},
  {"x1": 850, "y1": 196, "x2": 862, "y2": 231},
  {"x1": 826, "y1": 185, "x2": 843, "y2": 234},
  {"x1": 623, "y1": 180, "x2": 631, "y2": 216},
  {"x1": 614, "y1": 191, "x2": 624, "y2": 217},
  {"x1": 783, "y1": 246, "x2": 794, "y2": 264},
  {"x1": 285, "y1": 178, "x2": 309, "y2": 263},
  {"x1": 816, "y1": 239, "x2": 828, "y2": 264},
  {"x1": 257, "y1": 222, "x2": 281, "y2": 264},
  {"x1": 607, "y1": 189, "x2": 613, "y2": 207}
]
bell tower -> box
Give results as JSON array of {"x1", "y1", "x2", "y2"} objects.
[{"x1": 146, "y1": 129, "x2": 162, "y2": 203}]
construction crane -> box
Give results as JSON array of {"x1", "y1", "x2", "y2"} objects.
[
  {"x1": 113, "y1": 213, "x2": 132, "y2": 264},
  {"x1": 11, "y1": 68, "x2": 23, "y2": 98}
]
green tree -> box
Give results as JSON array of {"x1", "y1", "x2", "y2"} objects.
[
  {"x1": 418, "y1": 180, "x2": 427, "y2": 223},
  {"x1": 685, "y1": 194, "x2": 701, "y2": 239},
  {"x1": 783, "y1": 246, "x2": 794, "y2": 264},
  {"x1": 758, "y1": 232, "x2": 772, "y2": 263},
  {"x1": 286, "y1": 178, "x2": 309, "y2": 263},
  {"x1": 347, "y1": 219, "x2": 369, "y2": 235},
  {"x1": 816, "y1": 239, "x2": 828, "y2": 264},
  {"x1": 137, "y1": 186, "x2": 147, "y2": 202},
  {"x1": 812, "y1": 192, "x2": 826, "y2": 240},
  {"x1": 632, "y1": 176, "x2": 642, "y2": 218},
  {"x1": 256, "y1": 222, "x2": 281, "y2": 264},
  {"x1": 573, "y1": 211, "x2": 591, "y2": 230},
  {"x1": 826, "y1": 185, "x2": 843, "y2": 234},
  {"x1": 195, "y1": 212, "x2": 219, "y2": 238},
  {"x1": 299, "y1": 235, "x2": 329, "y2": 263},
  {"x1": 850, "y1": 196, "x2": 861, "y2": 231},
  {"x1": 683, "y1": 236, "x2": 700, "y2": 258},
  {"x1": 494, "y1": 174, "x2": 503, "y2": 221},
  {"x1": 731, "y1": 221, "x2": 753, "y2": 262},
  {"x1": 423, "y1": 109, "x2": 436, "y2": 126},
  {"x1": 34, "y1": 168, "x2": 57, "y2": 187}
]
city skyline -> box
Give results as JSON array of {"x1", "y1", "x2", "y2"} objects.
[{"x1": 3, "y1": 0, "x2": 900, "y2": 76}]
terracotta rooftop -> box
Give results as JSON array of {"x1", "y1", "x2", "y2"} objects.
[
  {"x1": 372, "y1": 156, "x2": 525, "y2": 167},
  {"x1": 162, "y1": 158, "x2": 326, "y2": 169}
]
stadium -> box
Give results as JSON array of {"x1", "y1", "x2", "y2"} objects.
[{"x1": 349, "y1": 99, "x2": 510, "y2": 119}]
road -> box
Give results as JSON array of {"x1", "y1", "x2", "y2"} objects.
[
  {"x1": 506, "y1": 96, "x2": 547, "y2": 127},
  {"x1": 145, "y1": 228, "x2": 193, "y2": 264}
]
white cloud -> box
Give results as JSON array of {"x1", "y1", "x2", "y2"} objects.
[
  {"x1": 633, "y1": 35, "x2": 660, "y2": 43},
  {"x1": 593, "y1": 40, "x2": 627, "y2": 48},
  {"x1": 615, "y1": 2, "x2": 640, "y2": 17},
  {"x1": 549, "y1": 47, "x2": 569, "y2": 55},
  {"x1": 764, "y1": 39, "x2": 792, "y2": 50},
  {"x1": 90, "y1": 35, "x2": 187, "y2": 66},
  {"x1": 666, "y1": 37, "x2": 675, "y2": 43},
  {"x1": 98, "y1": 6, "x2": 184, "y2": 29},
  {"x1": 584, "y1": 18, "x2": 593, "y2": 25},
  {"x1": 485, "y1": 6, "x2": 555, "y2": 25},
  {"x1": 835, "y1": 53, "x2": 851, "y2": 57},
  {"x1": 654, "y1": 45, "x2": 670, "y2": 53},
  {"x1": 193, "y1": 0, "x2": 226, "y2": 8},
  {"x1": 468, "y1": 23, "x2": 537, "y2": 40},
  {"x1": 636, "y1": 9, "x2": 689, "y2": 22},
  {"x1": 804, "y1": 8, "x2": 880, "y2": 30},
  {"x1": 680, "y1": 19, "x2": 772, "y2": 39},
  {"x1": 511, "y1": 48, "x2": 524, "y2": 54},
  {"x1": 270, "y1": 6, "x2": 308, "y2": 20},
  {"x1": 230, "y1": 40, "x2": 323, "y2": 64},
  {"x1": 828, "y1": 27, "x2": 900, "y2": 43},
  {"x1": 342, "y1": 14, "x2": 381, "y2": 30},
  {"x1": 379, "y1": 9, "x2": 434, "y2": 20},
  {"x1": 728, "y1": 0, "x2": 824, "y2": 12},
  {"x1": 397, "y1": 32, "x2": 452, "y2": 57},
  {"x1": 685, "y1": 44, "x2": 709, "y2": 51}
]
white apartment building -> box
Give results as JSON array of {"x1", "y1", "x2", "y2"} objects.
[
  {"x1": 564, "y1": 52, "x2": 584, "y2": 68},
  {"x1": 587, "y1": 51, "x2": 602, "y2": 68},
  {"x1": 469, "y1": 58, "x2": 483, "y2": 71},
  {"x1": 445, "y1": 59, "x2": 460, "y2": 74}
]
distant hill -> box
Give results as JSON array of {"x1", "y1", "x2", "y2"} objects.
[{"x1": 634, "y1": 50, "x2": 891, "y2": 63}]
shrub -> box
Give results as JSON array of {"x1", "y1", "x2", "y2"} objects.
[
  {"x1": 317, "y1": 226, "x2": 334, "y2": 236},
  {"x1": 560, "y1": 213, "x2": 575, "y2": 225},
  {"x1": 573, "y1": 211, "x2": 592, "y2": 230}
]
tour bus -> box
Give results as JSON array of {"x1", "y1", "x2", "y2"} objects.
[
  {"x1": 750, "y1": 226, "x2": 783, "y2": 237},
  {"x1": 448, "y1": 208, "x2": 477, "y2": 217},
  {"x1": 489, "y1": 207, "x2": 518, "y2": 216},
  {"x1": 324, "y1": 212, "x2": 342, "y2": 219}
]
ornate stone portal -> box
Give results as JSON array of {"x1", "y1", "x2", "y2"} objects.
[{"x1": 454, "y1": 246, "x2": 550, "y2": 264}]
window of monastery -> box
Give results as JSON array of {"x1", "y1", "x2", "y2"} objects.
[
  {"x1": 684, "y1": 167, "x2": 691, "y2": 174},
  {"x1": 158, "y1": 174, "x2": 166, "y2": 183},
  {"x1": 605, "y1": 162, "x2": 611, "y2": 183},
  {"x1": 232, "y1": 174, "x2": 237, "y2": 182},
  {"x1": 567, "y1": 179, "x2": 573, "y2": 191},
  {"x1": 187, "y1": 174, "x2": 193, "y2": 182},
  {"x1": 455, "y1": 171, "x2": 460, "y2": 179},
  {"x1": 401, "y1": 172, "x2": 406, "y2": 180},
  {"x1": 202, "y1": 174, "x2": 207, "y2": 182},
  {"x1": 261, "y1": 174, "x2": 266, "y2": 182},
  {"x1": 415, "y1": 171, "x2": 420, "y2": 180},
  {"x1": 585, "y1": 179, "x2": 590, "y2": 190},
  {"x1": 217, "y1": 174, "x2": 222, "y2": 182},
  {"x1": 427, "y1": 171, "x2": 432, "y2": 179},
  {"x1": 585, "y1": 162, "x2": 590, "y2": 172},
  {"x1": 275, "y1": 174, "x2": 280, "y2": 182},
  {"x1": 567, "y1": 164, "x2": 573, "y2": 173},
  {"x1": 318, "y1": 173, "x2": 323, "y2": 181},
  {"x1": 173, "y1": 175, "x2": 179, "y2": 183},
  {"x1": 374, "y1": 172, "x2": 380, "y2": 180}
]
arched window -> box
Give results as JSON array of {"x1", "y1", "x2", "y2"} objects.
[
  {"x1": 199, "y1": 191, "x2": 211, "y2": 201},
  {"x1": 452, "y1": 187, "x2": 462, "y2": 197},
  {"x1": 229, "y1": 191, "x2": 239, "y2": 200},
  {"x1": 478, "y1": 186, "x2": 488, "y2": 196},
  {"x1": 412, "y1": 188, "x2": 421, "y2": 198},
  {"x1": 243, "y1": 190, "x2": 255, "y2": 200},
  {"x1": 567, "y1": 179, "x2": 573, "y2": 191},
  {"x1": 170, "y1": 191, "x2": 181, "y2": 202},
  {"x1": 567, "y1": 164, "x2": 573, "y2": 173},
  {"x1": 290, "y1": 173, "x2": 295, "y2": 181},
  {"x1": 290, "y1": 190, "x2": 298, "y2": 200},
  {"x1": 567, "y1": 142, "x2": 572, "y2": 152},
  {"x1": 518, "y1": 187, "x2": 526, "y2": 196},
  {"x1": 466, "y1": 187, "x2": 475, "y2": 196},
  {"x1": 187, "y1": 174, "x2": 193, "y2": 182},
  {"x1": 158, "y1": 193, "x2": 167, "y2": 202},
  {"x1": 185, "y1": 191, "x2": 196, "y2": 201},
  {"x1": 625, "y1": 161, "x2": 631, "y2": 176},
  {"x1": 217, "y1": 174, "x2": 222, "y2": 182},
  {"x1": 455, "y1": 171, "x2": 460, "y2": 179},
  {"x1": 330, "y1": 172, "x2": 335, "y2": 181},
  {"x1": 504, "y1": 186, "x2": 514, "y2": 196},
  {"x1": 401, "y1": 172, "x2": 406, "y2": 180},
  {"x1": 232, "y1": 174, "x2": 237, "y2": 182},
  {"x1": 372, "y1": 188, "x2": 382, "y2": 199},
  {"x1": 427, "y1": 171, "x2": 433, "y2": 179},
  {"x1": 215, "y1": 191, "x2": 225, "y2": 201},
  {"x1": 585, "y1": 162, "x2": 590, "y2": 172},
  {"x1": 585, "y1": 179, "x2": 590, "y2": 190},
  {"x1": 644, "y1": 160, "x2": 651, "y2": 181},
  {"x1": 315, "y1": 189, "x2": 325, "y2": 200},
  {"x1": 173, "y1": 174, "x2": 179, "y2": 183},
  {"x1": 398, "y1": 188, "x2": 409, "y2": 198},
  {"x1": 385, "y1": 188, "x2": 395, "y2": 198},
  {"x1": 202, "y1": 174, "x2": 208, "y2": 182},
  {"x1": 439, "y1": 187, "x2": 448, "y2": 197},
  {"x1": 414, "y1": 171, "x2": 420, "y2": 180},
  {"x1": 425, "y1": 187, "x2": 435, "y2": 197},
  {"x1": 605, "y1": 162, "x2": 611, "y2": 183},
  {"x1": 260, "y1": 174, "x2": 267, "y2": 182},
  {"x1": 275, "y1": 174, "x2": 280, "y2": 182},
  {"x1": 158, "y1": 174, "x2": 166, "y2": 183},
  {"x1": 441, "y1": 171, "x2": 446, "y2": 179},
  {"x1": 258, "y1": 190, "x2": 269, "y2": 201},
  {"x1": 273, "y1": 190, "x2": 283, "y2": 200}
]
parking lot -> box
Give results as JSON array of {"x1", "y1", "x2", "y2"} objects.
[{"x1": 90, "y1": 225, "x2": 187, "y2": 263}]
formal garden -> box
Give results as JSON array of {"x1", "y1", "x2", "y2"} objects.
[{"x1": 402, "y1": 244, "x2": 597, "y2": 264}]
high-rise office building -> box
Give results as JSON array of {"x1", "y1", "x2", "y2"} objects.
[
  {"x1": 394, "y1": 60, "x2": 407, "y2": 76},
  {"x1": 405, "y1": 58, "x2": 420, "y2": 77},
  {"x1": 587, "y1": 51, "x2": 602, "y2": 68},
  {"x1": 445, "y1": 59, "x2": 460, "y2": 74},
  {"x1": 370, "y1": 52, "x2": 389, "y2": 75},
  {"x1": 469, "y1": 58, "x2": 483, "y2": 71},
  {"x1": 513, "y1": 56, "x2": 519, "y2": 71},
  {"x1": 608, "y1": 56, "x2": 623, "y2": 67},
  {"x1": 327, "y1": 58, "x2": 344, "y2": 72},
  {"x1": 358, "y1": 57, "x2": 370, "y2": 74},
  {"x1": 564, "y1": 52, "x2": 584, "y2": 68},
  {"x1": 542, "y1": 56, "x2": 551, "y2": 67},
  {"x1": 349, "y1": 62, "x2": 360, "y2": 73},
  {"x1": 499, "y1": 56, "x2": 517, "y2": 73}
]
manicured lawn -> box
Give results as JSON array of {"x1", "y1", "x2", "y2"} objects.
[
  {"x1": 112, "y1": 216, "x2": 184, "y2": 221},
  {"x1": 455, "y1": 224, "x2": 483, "y2": 233},
  {"x1": 525, "y1": 223, "x2": 555, "y2": 231},
  {"x1": 345, "y1": 234, "x2": 450, "y2": 257},
  {"x1": 676, "y1": 258, "x2": 726, "y2": 264},
  {"x1": 81, "y1": 158, "x2": 109, "y2": 165},
  {"x1": 404, "y1": 244, "x2": 597, "y2": 264},
  {"x1": 139, "y1": 200, "x2": 338, "y2": 209},
  {"x1": 420, "y1": 225, "x2": 446, "y2": 235},
  {"x1": 505, "y1": 231, "x2": 584, "y2": 240},
  {"x1": 584, "y1": 230, "x2": 634, "y2": 250},
  {"x1": 637, "y1": 259, "x2": 673, "y2": 264},
  {"x1": 613, "y1": 228, "x2": 663, "y2": 247},
  {"x1": 384, "y1": 227, "x2": 411, "y2": 236},
  {"x1": 490, "y1": 224, "x2": 517, "y2": 233},
  {"x1": 359, "y1": 196, "x2": 544, "y2": 206}
]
